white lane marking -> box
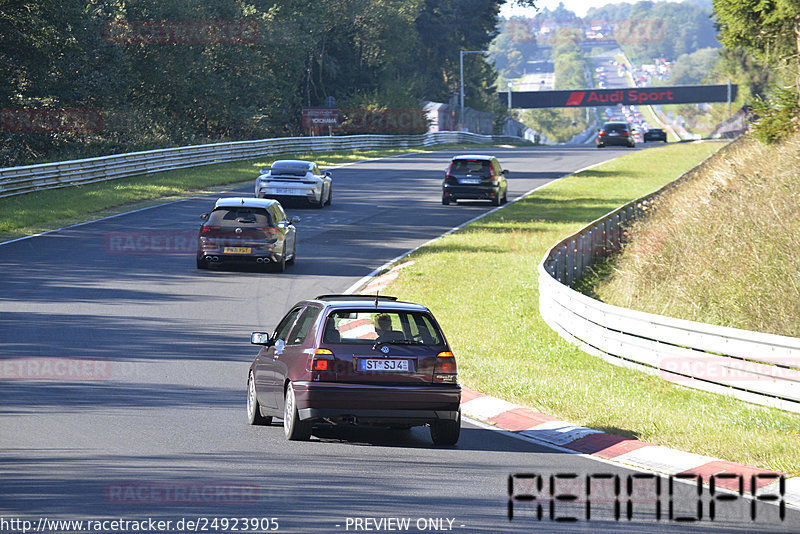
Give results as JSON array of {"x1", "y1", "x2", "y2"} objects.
[{"x1": 345, "y1": 157, "x2": 610, "y2": 294}]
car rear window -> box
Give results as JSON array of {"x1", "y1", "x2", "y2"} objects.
[
  {"x1": 270, "y1": 162, "x2": 309, "y2": 176},
  {"x1": 322, "y1": 310, "x2": 444, "y2": 345},
  {"x1": 450, "y1": 159, "x2": 490, "y2": 176},
  {"x1": 604, "y1": 123, "x2": 628, "y2": 132},
  {"x1": 208, "y1": 207, "x2": 272, "y2": 227}
]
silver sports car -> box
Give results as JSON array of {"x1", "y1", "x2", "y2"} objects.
[{"x1": 255, "y1": 160, "x2": 332, "y2": 208}]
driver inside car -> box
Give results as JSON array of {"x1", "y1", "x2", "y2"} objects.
[{"x1": 374, "y1": 313, "x2": 404, "y2": 342}]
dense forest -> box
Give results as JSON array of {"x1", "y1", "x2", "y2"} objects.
[{"x1": 0, "y1": 0, "x2": 524, "y2": 167}]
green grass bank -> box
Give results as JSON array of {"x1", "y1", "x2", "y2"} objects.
[{"x1": 382, "y1": 141, "x2": 800, "y2": 476}]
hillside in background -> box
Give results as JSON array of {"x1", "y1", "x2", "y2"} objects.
[
  {"x1": 491, "y1": 0, "x2": 720, "y2": 81},
  {"x1": 585, "y1": 1, "x2": 719, "y2": 62}
]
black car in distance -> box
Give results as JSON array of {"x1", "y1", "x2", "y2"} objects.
[
  {"x1": 442, "y1": 155, "x2": 508, "y2": 206},
  {"x1": 643, "y1": 128, "x2": 667, "y2": 143},
  {"x1": 596, "y1": 121, "x2": 635, "y2": 148}
]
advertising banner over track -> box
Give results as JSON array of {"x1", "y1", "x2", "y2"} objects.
[{"x1": 499, "y1": 84, "x2": 737, "y2": 109}]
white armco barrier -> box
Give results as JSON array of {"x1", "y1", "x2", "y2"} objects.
[
  {"x1": 0, "y1": 132, "x2": 522, "y2": 199},
  {"x1": 538, "y1": 142, "x2": 800, "y2": 413}
]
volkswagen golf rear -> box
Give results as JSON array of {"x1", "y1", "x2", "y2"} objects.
[{"x1": 247, "y1": 295, "x2": 461, "y2": 445}]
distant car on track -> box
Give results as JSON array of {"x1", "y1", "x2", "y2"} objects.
[
  {"x1": 442, "y1": 155, "x2": 508, "y2": 206},
  {"x1": 596, "y1": 121, "x2": 635, "y2": 148},
  {"x1": 196, "y1": 197, "x2": 298, "y2": 272},
  {"x1": 643, "y1": 128, "x2": 667, "y2": 143},
  {"x1": 247, "y1": 294, "x2": 461, "y2": 445},
  {"x1": 255, "y1": 160, "x2": 332, "y2": 208}
]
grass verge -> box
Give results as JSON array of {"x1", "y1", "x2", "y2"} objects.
[
  {"x1": 594, "y1": 134, "x2": 800, "y2": 338},
  {"x1": 383, "y1": 140, "x2": 800, "y2": 476},
  {"x1": 0, "y1": 143, "x2": 523, "y2": 241}
]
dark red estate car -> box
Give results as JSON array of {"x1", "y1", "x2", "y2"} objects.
[{"x1": 246, "y1": 295, "x2": 461, "y2": 445}]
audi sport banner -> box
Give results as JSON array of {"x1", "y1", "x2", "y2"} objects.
[{"x1": 498, "y1": 84, "x2": 736, "y2": 109}]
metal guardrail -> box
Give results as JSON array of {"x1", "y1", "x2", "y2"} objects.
[
  {"x1": 538, "y1": 141, "x2": 800, "y2": 413},
  {"x1": 0, "y1": 132, "x2": 522, "y2": 199}
]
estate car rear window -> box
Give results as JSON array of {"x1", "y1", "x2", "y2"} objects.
[
  {"x1": 322, "y1": 311, "x2": 444, "y2": 345},
  {"x1": 450, "y1": 160, "x2": 490, "y2": 176},
  {"x1": 208, "y1": 207, "x2": 272, "y2": 227}
]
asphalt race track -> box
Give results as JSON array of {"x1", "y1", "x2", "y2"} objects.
[{"x1": 1, "y1": 146, "x2": 796, "y2": 533}]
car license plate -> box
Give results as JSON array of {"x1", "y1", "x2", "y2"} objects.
[
  {"x1": 608, "y1": 132, "x2": 619, "y2": 136},
  {"x1": 459, "y1": 178, "x2": 481, "y2": 184},
  {"x1": 273, "y1": 187, "x2": 304, "y2": 195},
  {"x1": 223, "y1": 247, "x2": 252, "y2": 254},
  {"x1": 359, "y1": 359, "x2": 410, "y2": 372}
]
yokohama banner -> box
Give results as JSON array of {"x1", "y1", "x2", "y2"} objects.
[{"x1": 499, "y1": 84, "x2": 737, "y2": 109}]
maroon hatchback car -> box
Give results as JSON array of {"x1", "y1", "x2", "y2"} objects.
[{"x1": 246, "y1": 295, "x2": 462, "y2": 445}]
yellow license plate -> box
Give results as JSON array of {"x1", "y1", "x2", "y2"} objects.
[{"x1": 223, "y1": 247, "x2": 252, "y2": 254}]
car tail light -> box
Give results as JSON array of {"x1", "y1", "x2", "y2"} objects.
[
  {"x1": 201, "y1": 225, "x2": 221, "y2": 233},
  {"x1": 433, "y1": 351, "x2": 457, "y2": 383},
  {"x1": 311, "y1": 348, "x2": 334, "y2": 371},
  {"x1": 598, "y1": 130, "x2": 606, "y2": 136},
  {"x1": 256, "y1": 227, "x2": 278, "y2": 243}
]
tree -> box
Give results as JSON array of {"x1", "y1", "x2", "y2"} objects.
[
  {"x1": 714, "y1": 0, "x2": 800, "y2": 96},
  {"x1": 668, "y1": 47, "x2": 722, "y2": 84}
]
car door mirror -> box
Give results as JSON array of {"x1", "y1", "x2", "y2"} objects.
[
  {"x1": 501, "y1": 169, "x2": 509, "y2": 175},
  {"x1": 324, "y1": 171, "x2": 332, "y2": 177},
  {"x1": 290, "y1": 216, "x2": 301, "y2": 224},
  {"x1": 251, "y1": 332, "x2": 273, "y2": 345}
]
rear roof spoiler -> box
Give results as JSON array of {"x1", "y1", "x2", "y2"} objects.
[{"x1": 315, "y1": 294, "x2": 398, "y2": 301}]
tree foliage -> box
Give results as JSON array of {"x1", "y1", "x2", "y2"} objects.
[
  {"x1": 714, "y1": 0, "x2": 800, "y2": 91},
  {"x1": 714, "y1": 0, "x2": 800, "y2": 141},
  {"x1": 666, "y1": 47, "x2": 722, "y2": 85},
  {"x1": 489, "y1": 18, "x2": 541, "y2": 79},
  {"x1": 0, "y1": 0, "x2": 509, "y2": 166}
]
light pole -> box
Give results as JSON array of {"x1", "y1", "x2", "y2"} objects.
[
  {"x1": 507, "y1": 82, "x2": 513, "y2": 111},
  {"x1": 459, "y1": 50, "x2": 487, "y2": 131}
]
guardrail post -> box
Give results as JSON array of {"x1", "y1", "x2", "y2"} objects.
[{"x1": 565, "y1": 240, "x2": 575, "y2": 286}]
